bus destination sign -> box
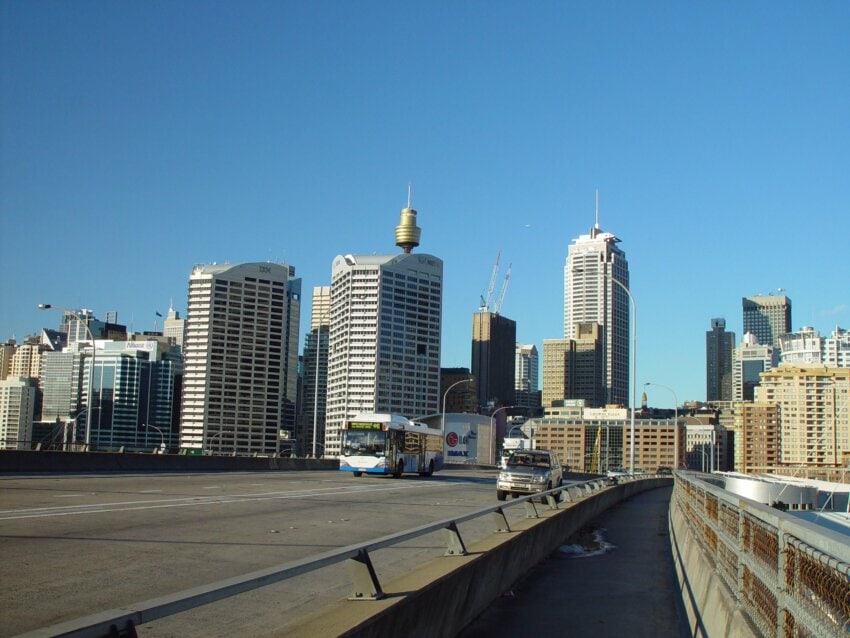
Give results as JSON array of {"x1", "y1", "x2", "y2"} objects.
[{"x1": 349, "y1": 422, "x2": 382, "y2": 430}]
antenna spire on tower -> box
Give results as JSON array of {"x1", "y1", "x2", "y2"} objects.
[
  {"x1": 595, "y1": 189, "x2": 600, "y2": 229},
  {"x1": 395, "y1": 184, "x2": 421, "y2": 253}
]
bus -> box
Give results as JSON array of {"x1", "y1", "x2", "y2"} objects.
[{"x1": 339, "y1": 413, "x2": 444, "y2": 478}]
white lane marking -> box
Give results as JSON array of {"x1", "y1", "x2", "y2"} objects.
[
  {"x1": 139, "y1": 490, "x2": 162, "y2": 493},
  {"x1": 0, "y1": 482, "x2": 443, "y2": 521},
  {"x1": 54, "y1": 494, "x2": 86, "y2": 498}
]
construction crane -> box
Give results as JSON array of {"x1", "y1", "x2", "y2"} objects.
[
  {"x1": 493, "y1": 263, "x2": 511, "y2": 315},
  {"x1": 480, "y1": 250, "x2": 501, "y2": 311}
]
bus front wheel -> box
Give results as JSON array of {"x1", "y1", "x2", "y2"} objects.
[{"x1": 353, "y1": 471, "x2": 362, "y2": 477}]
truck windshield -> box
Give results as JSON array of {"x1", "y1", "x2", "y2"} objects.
[
  {"x1": 342, "y1": 430, "x2": 387, "y2": 456},
  {"x1": 507, "y1": 454, "x2": 549, "y2": 468}
]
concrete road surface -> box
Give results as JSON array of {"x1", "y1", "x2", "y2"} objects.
[{"x1": 0, "y1": 468, "x2": 510, "y2": 637}]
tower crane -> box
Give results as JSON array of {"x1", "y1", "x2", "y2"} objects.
[
  {"x1": 493, "y1": 263, "x2": 511, "y2": 315},
  {"x1": 480, "y1": 250, "x2": 501, "y2": 311}
]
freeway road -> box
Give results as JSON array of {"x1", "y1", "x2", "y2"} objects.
[{"x1": 0, "y1": 468, "x2": 510, "y2": 637}]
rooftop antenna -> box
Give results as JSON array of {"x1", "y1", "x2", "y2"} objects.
[
  {"x1": 595, "y1": 189, "x2": 600, "y2": 229},
  {"x1": 407, "y1": 182, "x2": 412, "y2": 209}
]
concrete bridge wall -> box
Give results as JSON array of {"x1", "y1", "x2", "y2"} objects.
[
  {"x1": 0, "y1": 450, "x2": 337, "y2": 473},
  {"x1": 668, "y1": 493, "x2": 757, "y2": 638},
  {"x1": 286, "y1": 478, "x2": 672, "y2": 638}
]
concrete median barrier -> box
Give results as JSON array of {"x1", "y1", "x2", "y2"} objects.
[{"x1": 281, "y1": 478, "x2": 671, "y2": 638}]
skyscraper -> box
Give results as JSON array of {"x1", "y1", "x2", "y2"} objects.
[
  {"x1": 742, "y1": 294, "x2": 791, "y2": 357},
  {"x1": 324, "y1": 198, "x2": 442, "y2": 455},
  {"x1": 733, "y1": 333, "x2": 774, "y2": 401},
  {"x1": 541, "y1": 323, "x2": 604, "y2": 408},
  {"x1": 83, "y1": 340, "x2": 182, "y2": 451},
  {"x1": 563, "y1": 200, "x2": 630, "y2": 406},
  {"x1": 514, "y1": 344, "x2": 539, "y2": 410},
  {"x1": 299, "y1": 285, "x2": 330, "y2": 457},
  {"x1": 163, "y1": 305, "x2": 185, "y2": 348},
  {"x1": 471, "y1": 311, "x2": 516, "y2": 409},
  {"x1": 180, "y1": 262, "x2": 301, "y2": 455},
  {"x1": 706, "y1": 318, "x2": 735, "y2": 402},
  {"x1": 0, "y1": 377, "x2": 37, "y2": 450}
]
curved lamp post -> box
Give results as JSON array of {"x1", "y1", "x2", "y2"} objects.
[
  {"x1": 644, "y1": 381, "x2": 679, "y2": 471},
  {"x1": 143, "y1": 423, "x2": 165, "y2": 453},
  {"x1": 572, "y1": 269, "x2": 636, "y2": 474},
  {"x1": 441, "y1": 378, "x2": 474, "y2": 452},
  {"x1": 489, "y1": 405, "x2": 513, "y2": 465},
  {"x1": 38, "y1": 304, "x2": 96, "y2": 449},
  {"x1": 609, "y1": 276, "x2": 637, "y2": 475}
]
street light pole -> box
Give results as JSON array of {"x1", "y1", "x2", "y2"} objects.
[
  {"x1": 644, "y1": 381, "x2": 679, "y2": 471},
  {"x1": 572, "y1": 269, "x2": 636, "y2": 474},
  {"x1": 143, "y1": 423, "x2": 165, "y2": 453},
  {"x1": 608, "y1": 276, "x2": 636, "y2": 475},
  {"x1": 441, "y1": 378, "x2": 474, "y2": 450},
  {"x1": 489, "y1": 405, "x2": 513, "y2": 466},
  {"x1": 38, "y1": 304, "x2": 96, "y2": 450}
]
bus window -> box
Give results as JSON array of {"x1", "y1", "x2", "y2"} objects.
[{"x1": 342, "y1": 429, "x2": 386, "y2": 456}]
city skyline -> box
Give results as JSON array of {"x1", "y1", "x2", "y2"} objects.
[{"x1": 2, "y1": 3, "x2": 848, "y2": 406}]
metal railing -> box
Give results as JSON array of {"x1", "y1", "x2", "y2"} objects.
[
  {"x1": 673, "y1": 472, "x2": 850, "y2": 637},
  {"x1": 16, "y1": 475, "x2": 624, "y2": 638}
]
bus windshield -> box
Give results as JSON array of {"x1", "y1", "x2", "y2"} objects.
[{"x1": 341, "y1": 429, "x2": 387, "y2": 456}]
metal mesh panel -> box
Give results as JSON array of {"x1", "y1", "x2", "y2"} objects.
[
  {"x1": 785, "y1": 539, "x2": 850, "y2": 636},
  {"x1": 743, "y1": 564, "x2": 778, "y2": 636}
]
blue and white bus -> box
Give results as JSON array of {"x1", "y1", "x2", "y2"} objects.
[{"x1": 340, "y1": 413, "x2": 444, "y2": 477}]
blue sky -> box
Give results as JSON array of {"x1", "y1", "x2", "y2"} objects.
[{"x1": 1, "y1": 1, "x2": 848, "y2": 406}]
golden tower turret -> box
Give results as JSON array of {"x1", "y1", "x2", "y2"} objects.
[{"x1": 394, "y1": 185, "x2": 421, "y2": 253}]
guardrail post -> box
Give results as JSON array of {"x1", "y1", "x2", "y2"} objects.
[
  {"x1": 347, "y1": 549, "x2": 385, "y2": 600},
  {"x1": 444, "y1": 521, "x2": 468, "y2": 556},
  {"x1": 492, "y1": 507, "x2": 512, "y2": 533},
  {"x1": 524, "y1": 500, "x2": 540, "y2": 518},
  {"x1": 545, "y1": 492, "x2": 560, "y2": 509}
]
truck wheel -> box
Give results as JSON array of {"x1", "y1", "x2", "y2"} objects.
[
  {"x1": 541, "y1": 481, "x2": 552, "y2": 503},
  {"x1": 496, "y1": 489, "x2": 507, "y2": 501}
]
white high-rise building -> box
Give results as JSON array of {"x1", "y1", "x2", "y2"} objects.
[
  {"x1": 163, "y1": 305, "x2": 185, "y2": 348},
  {"x1": 563, "y1": 197, "x2": 630, "y2": 406},
  {"x1": 733, "y1": 333, "x2": 774, "y2": 401},
  {"x1": 180, "y1": 262, "x2": 301, "y2": 455},
  {"x1": 0, "y1": 377, "x2": 37, "y2": 450},
  {"x1": 515, "y1": 344, "x2": 539, "y2": 395},
  {"x1": 780, "y1": 326, "x2": 850, "y2": 367},
  {"x1": 324, "y1": 198, "x2": 443, "y2": 455}
]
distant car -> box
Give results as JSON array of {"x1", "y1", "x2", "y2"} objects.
[
  {"x1": 656, "y1": 466, "x2": 673, "y2": 476},
  {"x1": 496, "y1": 449, "x2": 563, "y2": 502}
]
